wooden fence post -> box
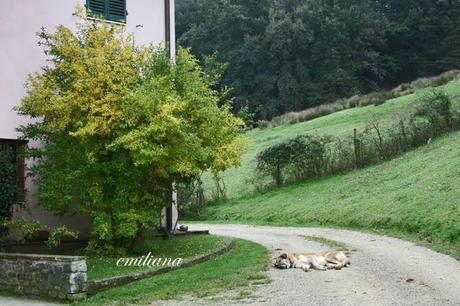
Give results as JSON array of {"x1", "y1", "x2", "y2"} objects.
[{"x1": 353, "y1": 128, "x2": 360, "y2": 168}]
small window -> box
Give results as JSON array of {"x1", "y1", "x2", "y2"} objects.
[
  {"x1": 0, "y1": 139, "x2": 26, "y2": 193},
  {"x1": 87, "y1": 0, "x2": 127, "y2": 23}
]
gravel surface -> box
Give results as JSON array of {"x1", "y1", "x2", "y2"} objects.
[
  {"x1": 173, "y1": 224, "x2": 460, "y2": 306},
  {"x1": 0, "y1": 296, "x2": 62, "y2": 306}
]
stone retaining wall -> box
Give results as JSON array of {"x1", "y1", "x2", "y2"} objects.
[{"x1": 0, "y1": 253, "x2": 87, "y2": 301}]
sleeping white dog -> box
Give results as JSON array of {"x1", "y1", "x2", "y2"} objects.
[{"x1": 274, "y1": 251, "x2": 350, "y2": 271}]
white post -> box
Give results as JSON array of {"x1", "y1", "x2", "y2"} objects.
[
  {"x1": 171, "y1": 181, "x2": 178, "y2": 230},
  {"x1": 169, "y1": 0, "x2": 176, "y2": 63},
  {"x1": 160, "y1": 0, "x2": 178, "y2": 234},
  {"x1": 161, "y1": 181, "x2": 178, "y2": 233}
]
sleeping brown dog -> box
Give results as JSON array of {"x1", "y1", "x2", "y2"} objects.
[{"x1": 274, "y1": 251, "x2": 350, "y2": 271}]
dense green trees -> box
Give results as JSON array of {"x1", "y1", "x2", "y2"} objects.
[{"x1": 176, "y1": 0, "x2": 460, "y2": 120}]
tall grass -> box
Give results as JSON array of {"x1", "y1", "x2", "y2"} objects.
[{"x1": 263, "y1": 70, "x2": 460, "y2": 129}]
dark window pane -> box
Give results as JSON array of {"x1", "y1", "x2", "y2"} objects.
[{"x1": 0, "y1": 140, "x2": 25, "y2": 193}]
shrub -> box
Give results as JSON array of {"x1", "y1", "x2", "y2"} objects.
[
  {"x1": 372, "y1": 91, "x2": 396, "y2": 106},
  {"x1": 256, "y1": 120, "x2": 269, "y2": 129},
  {"x1": 237, "y1": 104, "x2": 256, "y2": 128},
  {"x1": 413, "y1": 90, "x2": 458, "y2": 134},
  {"x1": 0, "y1": 219, "x2": 78, "y2": 248},
  {"x1": 256, "y1": 135, "x2": 331, "y2": 186},
  {"x1": 324, "y1": 138, "x2": 355, "y2": 174}
]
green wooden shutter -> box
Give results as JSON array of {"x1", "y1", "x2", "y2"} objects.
[
  {"x1": 87, "y1": 0, "x2": 105, "y2": 18},
  {"x1": 87, "y1": 0, "x2": 126, "y2": 23},
  {"x1": 108, "y1": 0, "x2": 126, "y2": 23}
]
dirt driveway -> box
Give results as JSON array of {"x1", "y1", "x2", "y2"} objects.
[{"x1": 184, "y1": 224, "x2": 460, "y2": 305}]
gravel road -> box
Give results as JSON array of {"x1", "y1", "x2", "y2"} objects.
[
  {"x1": 0, "y1": 296, "x2": 62, "y2": 306},
  {"x1": 183, "y1": 224, "x2": 460, "y2": 306}
]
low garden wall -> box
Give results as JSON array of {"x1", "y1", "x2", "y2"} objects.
[
  {"x1": 0, "y1": 237, "x2": 234, "y2": 301},
  {"x1": 0, "y1": 253, "x2": 87, "y2": 301}
]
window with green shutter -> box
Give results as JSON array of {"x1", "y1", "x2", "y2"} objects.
[{"x1": 86, "y1": 0, "x2": 127, "y2": 23}]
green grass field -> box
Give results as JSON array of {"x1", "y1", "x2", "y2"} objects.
[
  {"x1": 200, "y1": 130, "x2": 460, "y2": 258},
  {"x1": 203, "y1": 79, "x2": 460, "y2": 199},
  {"x1": 196, "y1": 78, "x2": 460, "y2": 259},
  {"x1": 76, "y1": 239, "x2": 269, "y2": 305}
]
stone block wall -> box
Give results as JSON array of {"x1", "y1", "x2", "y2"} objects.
[{"x1": 0, "y1": 253, "x2": 87, "y2": 301}]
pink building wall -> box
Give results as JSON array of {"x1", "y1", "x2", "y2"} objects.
[{"x1": 0, "y1": 0, "x2": 175, "y2": 235}]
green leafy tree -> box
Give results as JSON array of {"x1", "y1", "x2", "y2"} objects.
[{"x1": 16, "y1": 11, "x2": 246, "y2": 253}]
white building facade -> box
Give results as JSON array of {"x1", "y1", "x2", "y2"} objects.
[{"x1": 0, "y1": 0, "x2": 177, "y2": 235}]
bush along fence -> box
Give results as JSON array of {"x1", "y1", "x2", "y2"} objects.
[{"x1": 255, "y1": 90, "x2": 460, "y2": 188}]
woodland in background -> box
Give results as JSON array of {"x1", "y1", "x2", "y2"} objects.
[{"x1": 176, "y1": 0, "x2": 460, "y2": 120}]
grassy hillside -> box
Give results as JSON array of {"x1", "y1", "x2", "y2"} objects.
[
  {"x1": 200, "y1": 130, "x2": 460, "y2": 258},
  {"x1": 203, "y1": 79, "x2": 460, "y2": 199}
]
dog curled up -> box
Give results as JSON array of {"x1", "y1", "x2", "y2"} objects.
[{"x1": 274, "y1": 251, "x2": 350, "y2": 272}]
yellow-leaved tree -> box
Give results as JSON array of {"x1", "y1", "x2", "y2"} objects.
[{"x1": 17, "y1": 11, "x2": 246, "y2": 254}]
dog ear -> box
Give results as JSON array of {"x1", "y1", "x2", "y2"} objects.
[{"x1": 280, "y1": 253, "x2": 288, "y2": 259}]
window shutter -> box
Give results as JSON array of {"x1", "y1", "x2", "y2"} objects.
[
  {"x1": 87, "y1": 0, "x2": 105, "y2": 18},
  {"x1": 108, "y1": 0, "x2": 126, "y2": 23},
  {"x1": 87, "y1": 0, "x2": 126, "y2": 23}
]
